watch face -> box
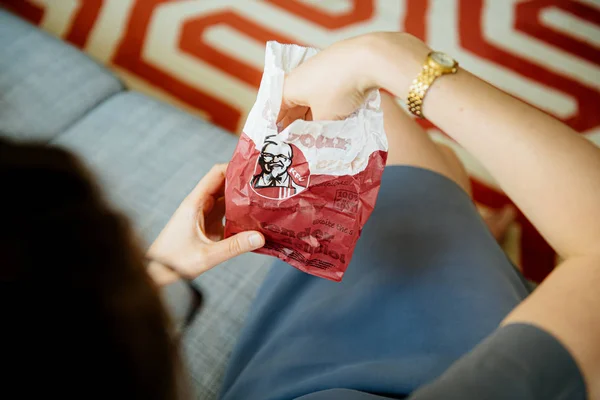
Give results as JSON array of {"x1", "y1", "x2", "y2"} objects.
[{"x1": 431, "y1": 51, "x2": 455, "y2": 67}]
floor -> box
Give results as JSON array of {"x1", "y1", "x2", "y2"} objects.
[{"x1": 3, "y1": 0, "x2": 599, "y2": 282}]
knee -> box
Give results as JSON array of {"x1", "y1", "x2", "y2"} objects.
[{"x1": 436, "y1": 144, "x2": 472, "y2": 197}]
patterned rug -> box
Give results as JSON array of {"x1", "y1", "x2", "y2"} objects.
[{"x1": 4, "y1": 0, "x2": 599, "y2": 282}]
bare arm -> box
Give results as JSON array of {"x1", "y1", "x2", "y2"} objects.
[
  {"x1": 427, "y1": 70, "x2": 600, "y2": 259},
  {"x1": 370, "y1": 33, "x2": 600, "y2": 260},
  {"x1": 368, "y1": 32, "x2": 600, "y2": 398},
  {"x1": 281, "y1": 32, "x2": 600, "y2": 396}
]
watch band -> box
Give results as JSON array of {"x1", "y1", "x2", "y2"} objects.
[
  {"x1": 407, "y1": 65, "x2": 439, "y2": 119},
  {"x1": 407, "y1": 52, "x2": 458, "y2": 119}
]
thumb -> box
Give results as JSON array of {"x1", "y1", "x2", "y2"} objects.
[{"x1": 202, "y1": 231, "x2": 265, "y2": 268}]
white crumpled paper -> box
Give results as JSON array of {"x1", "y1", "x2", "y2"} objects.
[{"x1": 243, "y1": 41, "x2": 388, "y2": 176}]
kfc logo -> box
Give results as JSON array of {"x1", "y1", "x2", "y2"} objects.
[{"x1": 251, "y1": 135, "x2": 309, "y2": 199}]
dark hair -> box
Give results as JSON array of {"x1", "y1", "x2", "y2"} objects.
[{"x1": 1, "y1": 138, "x2": 183, "y2": 398}]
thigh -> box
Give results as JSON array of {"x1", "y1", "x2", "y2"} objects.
[
  {"x1": 381, "y1": 93, "x2": 471, "y2": 195},
  {"x1": 222, "y1": 166, "x2": 532, "y2": 400}
]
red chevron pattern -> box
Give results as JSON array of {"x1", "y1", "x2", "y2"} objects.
[
  {"x1": 3, "y1": 0, "x2": 599, "y2": 282},
  {"x1": 265, "y1": 0, "x2": 375, "y2": 28}
]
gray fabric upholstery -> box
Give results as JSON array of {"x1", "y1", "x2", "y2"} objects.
[
  {"x1": 53, "y1": 92, "x2": 272, "y2": 399},
  {"x1": 0, "y1": 9, "x2": 122, "y2": 142},
  {"x1": 182, "y1": 258, "x2": 271, "y2": 399}
]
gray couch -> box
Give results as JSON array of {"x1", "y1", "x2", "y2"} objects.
[{"x1": 0, "y1": 9, "x2": 272, "y2": 399}]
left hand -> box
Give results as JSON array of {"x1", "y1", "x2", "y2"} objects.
[
  {"x1": 278, "y1": 32, "x2": 429, "y2": 125},
  {"x1": 147, "y1": 164, "x2": 264, "y2": 285}
]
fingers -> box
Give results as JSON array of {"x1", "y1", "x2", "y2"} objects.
[
  {"x1": 188, "y1": 163, "x2": 228, "y2": 203},
  {"x1": 203, "y1": 197, "x2": 226, "y2": 241},
  {"x1": 308, "y1": 104, "x2": 346, "y2": 121},
  {"x1": 201, "y1": 231, "x2": 265, "y2": 268},
  {"x1": 277, "y1": 105, "x2": 311, "y2": 131},
  {"x1": 310, "y1": 108, "x2": 334, "y2": 122},
  {"x1": 277, "y1": 100, "x2": 291, "y2": 125},
  {"x1": 278, "y1": 74, "x2": 305, "y2": 120},
  {"x1": 278, "y1": 72, "x2": 313, "y2": 129}
]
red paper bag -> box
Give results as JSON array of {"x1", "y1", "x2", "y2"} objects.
[{"x1": 225, "y1": 42, "x2": 388, "y2": 282}]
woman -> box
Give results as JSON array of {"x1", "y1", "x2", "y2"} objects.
[{"x1": 4, "y1": 32, "x2": 599, "y2": 399}]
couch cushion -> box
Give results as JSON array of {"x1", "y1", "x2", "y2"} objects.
[
  {"x1": 52, "y1": 91, "x2": 272, "y2": 399},
  {"x1": 0, "y1": 9, "x2": 123, "y2": 142}
]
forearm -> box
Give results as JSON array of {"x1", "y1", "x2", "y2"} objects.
[
  {"x1": 502, "y1": 255, "x2": 600, "y2": 399},
  {"x1": 369, "y1": 33, "x2": 600, "y2": 259},
  {"x1": 426, "y1": 70, "x2": 600, "y2": 259},
  {"x1": 365, "y1": 34, "x2": 600, "y2": 396}
]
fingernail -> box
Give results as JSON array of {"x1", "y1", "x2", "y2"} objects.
[{"x1": 248, "y1": 233, "x2": 264, "y2": 248}]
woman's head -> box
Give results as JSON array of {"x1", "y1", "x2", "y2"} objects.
[{"x1": 1, "y1": 139, "x2": 182, "y2": 398}]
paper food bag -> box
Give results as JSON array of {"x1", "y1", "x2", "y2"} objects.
[{"x1": 224, "y1": 41, "x2": 388, "y2": 282}]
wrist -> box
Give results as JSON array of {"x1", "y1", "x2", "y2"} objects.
[
  {"x1": 146, "y1": 259, "x2": 181, "y2": 287},
  {"x1": 362, "y1": 32, "x2": 430, "y2": 99}
]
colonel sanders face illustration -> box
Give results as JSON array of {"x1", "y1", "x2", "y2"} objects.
[
  {"x1": 259, "y1": 139, "x2": 292, "y2": 180},
  {"x1": 251, "y1": 136, "x2": 305, "y2": 198}
]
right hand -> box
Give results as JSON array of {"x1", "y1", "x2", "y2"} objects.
[
  {"x1": 147, "y1": 164, "x2": 264, "y2": 285},
  {"x1": 278, "y1": 32, "x2": 430, "y2": 126}
]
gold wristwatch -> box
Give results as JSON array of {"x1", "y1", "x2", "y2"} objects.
[{"x1": 407, "y1": 51, "x2": 458, "y2": 118}]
